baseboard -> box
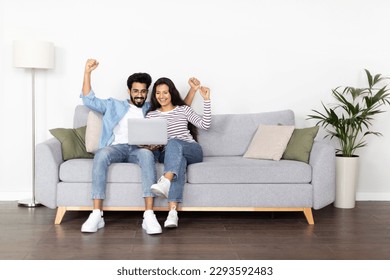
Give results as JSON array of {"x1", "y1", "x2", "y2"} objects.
[
  {"x1": 356, "y1": 192, "x2": 390, "y2": 201},
  {"x1": 0, "y1": 192, "x2": 30, "y2": 201}
]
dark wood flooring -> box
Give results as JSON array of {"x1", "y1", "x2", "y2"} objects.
[{"x1": 1, "y1": 201, "x2": 390, "y2": 260}]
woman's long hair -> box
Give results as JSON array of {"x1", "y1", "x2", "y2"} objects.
[{"x1": 148, "y1": 77, "x2": 198, "y2": 141}]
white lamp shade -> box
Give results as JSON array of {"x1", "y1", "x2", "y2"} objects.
[{"x1": 13, "y1": 40, "x2": 55, "y2": 69}]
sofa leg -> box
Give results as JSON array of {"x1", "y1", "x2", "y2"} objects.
[
  {"x1": 55, "y1": 207, "x2": 67, "y2": 225},
  {"x1": 303, "y1": 208, "x2": 314, "y2": 225}
]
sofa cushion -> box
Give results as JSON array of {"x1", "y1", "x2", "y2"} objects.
[
  {"x1": 59, "y1": 159, "x2": 164, "y2": 183},
  {"x1": 187, "y1": 156, "x2": 312, "y2": 184},
  {"x1": 243, "y1": 124, "x2": 294, "y2": 160},
  {"x1": 282, "y1": 126, "x2": 319, "y2": 163},
  {"x1": 73, "y1": 105, "x2": 91, "y2": 128},
  {"x1": 61, "y1": 157, "x2": 311, "y2": 185},
  {"x1": 197, "y1": 110, "x2": 295, "y2": 157}
]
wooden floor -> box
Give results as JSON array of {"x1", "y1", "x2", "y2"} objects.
[{"x1": 1, "y1": 201, "x2": 390, "y2": 260}]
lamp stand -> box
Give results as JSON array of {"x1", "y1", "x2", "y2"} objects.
[{"x1": 18, "y1": 68, "x2": 42, "y2": 208}]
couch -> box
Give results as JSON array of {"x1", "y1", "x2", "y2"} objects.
[{"x1": 35, "y1": 105, "x2": 336, "y2": 225}]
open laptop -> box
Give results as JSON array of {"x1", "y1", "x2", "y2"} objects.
[{"x1": 128, "y1": 118, "x2": 168, "y2": 145}]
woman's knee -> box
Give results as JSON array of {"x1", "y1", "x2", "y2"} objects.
[{"x1": 165, "y1": 139, "x2": 183, "y2": 153}]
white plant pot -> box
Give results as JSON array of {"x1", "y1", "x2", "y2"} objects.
[{"x1": 334, "y1": 155, "x2": 359, "y2": 209}]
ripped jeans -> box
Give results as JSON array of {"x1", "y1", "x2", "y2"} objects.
[
  {"x1": 153, "y1": 139, "x2": 203, "y2": 202},
  {"x1": 91, "y1": 144, "x2": 156, "y2": 199}
]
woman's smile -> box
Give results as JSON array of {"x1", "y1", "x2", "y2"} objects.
[{"x1": 156, "y1": 84, "x2": 172, "y2": 108}]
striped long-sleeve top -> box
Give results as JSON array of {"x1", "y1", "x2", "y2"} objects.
[{"x1": 146, "y1": 100, "x2": 211, "y2": 143}]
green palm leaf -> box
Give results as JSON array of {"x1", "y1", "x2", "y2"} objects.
[{"x1": 308, "y1": 69, "x2": 390, "y2": 157}]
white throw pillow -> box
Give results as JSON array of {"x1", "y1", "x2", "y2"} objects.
[
  {"x1": 85, "y1": 111, "x2": 102, "y2": 153},
  {"x1": 243, "y1": 124, "x2": 295, "y2": 161}
]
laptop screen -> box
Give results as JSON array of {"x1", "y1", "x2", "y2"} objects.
[{"x1": 127, "y1": 118, "x2": 167, "y2": 145}]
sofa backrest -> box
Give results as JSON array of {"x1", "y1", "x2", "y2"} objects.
[
  {"x1": 198, "y1": 110, "x2": 295, "y2": 156},
  {"x1": 73, "y1": 105, "x2": 295, "y2": 157},
  {"x1": 73, "y1": 105, "x2": 91, "y2": 128}
]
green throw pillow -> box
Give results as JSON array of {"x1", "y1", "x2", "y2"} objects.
[
  {"x1": 49, "y1": 126, "x2": 94, "y2": 161},
  {"x1": 282, "y1": 126, "x2": 319, "y2": 163}
]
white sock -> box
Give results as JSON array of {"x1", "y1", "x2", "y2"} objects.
[
  {"x1": 92, "y1": 209, "x2": 103, "y2": 216},
  {"x1": 144, "y1": 210, "x2": 154, "y2": 216}
]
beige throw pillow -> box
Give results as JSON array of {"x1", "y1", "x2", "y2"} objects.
[
  {"x1": 85, "y1": 111, "x2": 102, "y2": 153},
  {"x1": 243, "y1": 124, "x2": 295, "y2": 161}
]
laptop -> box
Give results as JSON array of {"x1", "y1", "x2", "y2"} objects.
[{"x1": 127, "y1": 118, "x2": 168, "y2": 145}]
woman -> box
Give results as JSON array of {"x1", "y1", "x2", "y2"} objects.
[{"x1": 146, "y1": 77, "x2": 211, "y2": 228}]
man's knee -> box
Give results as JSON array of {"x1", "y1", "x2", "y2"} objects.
[
  {"x1": 94, "y1": 147, "x2": 113, "y2": 162},
  {"x1": 136, "y1": 149, "x2": 155, "y2": 164}
]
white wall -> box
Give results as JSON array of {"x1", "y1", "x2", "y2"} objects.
[{"x1": 1, "y1": 0, "x2": 390, "y2": 200}]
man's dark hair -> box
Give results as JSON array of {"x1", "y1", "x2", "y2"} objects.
[{"x1": 127, "y1": 73, "x2": 152, "y2": 90}]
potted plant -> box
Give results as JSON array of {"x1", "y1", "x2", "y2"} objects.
[{"x1": 308, "y1": 69, "x2": 390, "y2": 208}]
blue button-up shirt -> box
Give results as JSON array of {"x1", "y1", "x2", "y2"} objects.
[{"x1": 80, "y1": 89, "x2": 151, "y2": 148}]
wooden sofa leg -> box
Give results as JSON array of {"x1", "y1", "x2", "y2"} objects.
[
  {"x1": 303, "y1": 208, "x2": 314, "y2": 225},
  {"x1": 55, "y1": 207, "x2": 67, "y2": 225}
]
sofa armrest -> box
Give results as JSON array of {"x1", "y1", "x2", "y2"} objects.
[
  {"x1": 309, "y1": 140, "x2": 336, "y2": 209},
  {"x1": 35, "y1": 138, "x2": 64, "y2": 209}
]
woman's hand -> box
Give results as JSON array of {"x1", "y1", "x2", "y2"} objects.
[
  {"x1": 199, "y1": 86, "x2": 210, "y2": 100},
  {"x1": 188, "y1": 77, "x2": 201, "y2": 91}
]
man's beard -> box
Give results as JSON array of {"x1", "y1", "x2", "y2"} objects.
[{"x1": 131, "y1": 96, "x2": 146, "y2": 108}]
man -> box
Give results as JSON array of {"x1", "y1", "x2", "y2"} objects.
[{"x1": 80, "y1": 59, "x2": 200, "y2": 234}]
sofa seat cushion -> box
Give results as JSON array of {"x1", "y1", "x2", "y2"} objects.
[
  {"x1": 187, "y1": 156, "x2": 312, "y2": 184},
  {"x1": 59, "y1": 157, "x2": 311, "y2": 184},
  {"x1": 59, "y1": 159, "x2": 164, "y2": 183}
]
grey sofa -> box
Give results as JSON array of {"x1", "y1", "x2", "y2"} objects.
[{"x1": 36, "y1": 105, "x2": 336, "y2": 225}]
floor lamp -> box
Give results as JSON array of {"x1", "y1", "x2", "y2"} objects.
[{"x1": 13, "y1": 40, "x2": 55, "y2": 207}]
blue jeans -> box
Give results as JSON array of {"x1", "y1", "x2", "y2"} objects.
[
  {"x1": 92, "y1": 144, "x2": 156, "y2": 199},
  {"x1": 154, "y1": 139, "x2": 203, "y2": 203}
]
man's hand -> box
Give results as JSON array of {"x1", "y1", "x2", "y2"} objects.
[
  {"x1": 85, "y1": 59, "x2": 99, "y2": 73},
  {"x1": 82, "y1": 59, "x2": 99, "y2": 95},
  {"x1": 188, "y1": 77, "x2": 201, "y2": 91},
  {"x1": 199, "y1": 86, "x2": 210, "y2": 101}
]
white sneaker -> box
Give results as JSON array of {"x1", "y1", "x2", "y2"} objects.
[
  {"x1": 142, "y1": 210, "x2": 162, "y2": 235},
  {"x1": 151, "y1": 176, "x2": 171, "y2": 198},
  {"x1": 81, "y1": 209, "x2": 105, "y2": 233},
  {"x1": 164, "y1": 206, "x2": 178, "y2": 228}
]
